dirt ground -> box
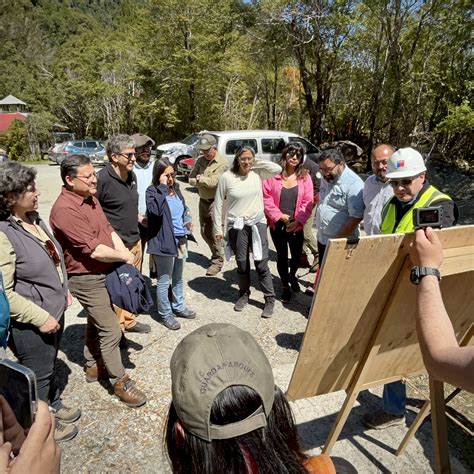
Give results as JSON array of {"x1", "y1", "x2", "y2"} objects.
[{"x1": 7, "y1": 162, "x2": 472, "y2": 473}]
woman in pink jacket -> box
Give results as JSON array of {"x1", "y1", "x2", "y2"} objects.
[{"x1": 263, "y1": 144, "x2": 313, "y2": 303}]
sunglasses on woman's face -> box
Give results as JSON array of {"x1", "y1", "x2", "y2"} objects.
[
  {"x1": 287, "y1": 149, "x2": 303, "y2": 159},
  {"x1": 164, "y1": 172, "x2": 175, "y2": 179}
]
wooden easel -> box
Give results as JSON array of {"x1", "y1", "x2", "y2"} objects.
[
  {"x1": 286, "y1": 227, "x2": 474, "y2": 471},
  {"x1": 396, "y1": 326, "x2": 474, "y2": 474}
]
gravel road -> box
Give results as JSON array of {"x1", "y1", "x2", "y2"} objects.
[{"x1": 8, "y1": 162, "x2": 470, "y2": 473}]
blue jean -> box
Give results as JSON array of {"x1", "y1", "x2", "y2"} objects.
[
  {"x1": 383, "y1": 381, "x2": 406, "y2": 416},
  {"x1": 153, "y1": 255, "x2": 186, "y2": 317}
]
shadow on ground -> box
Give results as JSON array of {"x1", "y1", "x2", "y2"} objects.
[
  {"x1": 275, "y1": 332, "x2": 304, "y2": 351},
  {"x1": 298, "y1": 390, "x2": 436, "y2": 472}
]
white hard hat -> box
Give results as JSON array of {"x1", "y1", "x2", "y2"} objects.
[{"x1": 386, "y1": 147, "x2": 426, "y2": 179}]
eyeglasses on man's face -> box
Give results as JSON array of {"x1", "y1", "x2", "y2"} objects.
[
  {"x1": 75, "y1": 171, "x2": 97, "y2": 182},
  {"x1": 389, "y1": 176, "x2": 419, "y2": 188},
  {"x1": 116, "y1": 152, "x2": 136, "y2": 160},
  {"x1": 319, "y1": 163, "x2": 339, "y2": 174}
]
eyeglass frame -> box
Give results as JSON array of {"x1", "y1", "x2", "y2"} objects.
[
  {"x1": 389, "y1": 174, "x2": 422, "y2": 188},
  {"x1": 319, "y1": 162, "x2": 340, "y2": 174},
  {"x1": 115, "y1": 152, "x2": 136, "y2": 160},
  {"x1": 74, "y1": 171, "x2": 97, "y2": 184},
  {"x1": 45, "y1": 239, "x2": 61, "y2": 266},
  {"x1": 286, "y1": 149, "x2": 303, "y2": 160}
]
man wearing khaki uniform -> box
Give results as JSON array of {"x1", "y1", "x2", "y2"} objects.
[{"x1": 189, "y1": 134, "x2": 228, "y2": 276}]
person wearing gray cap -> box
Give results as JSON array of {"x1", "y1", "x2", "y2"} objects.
[
  {"x1": 189, "y1": 134, "x2": 228, "y2": 276},
  {"x1": 131, "y1": 133, "x2": 156, "y2": 273},
  {"x1": 165, "y1": 322, "x2": 339, "y2": 473}
]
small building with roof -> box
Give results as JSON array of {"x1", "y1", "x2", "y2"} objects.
[{"x1": 0, "y1": 95, "x2": 28, "y2": 133}]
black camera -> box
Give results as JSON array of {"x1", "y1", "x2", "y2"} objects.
[{"x1": 413, "y1": 206, "x2": 443, "y2": 229}]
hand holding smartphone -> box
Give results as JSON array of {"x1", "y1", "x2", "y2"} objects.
[
  {"x1": 0, "y1": 360, "x2": 37, "y2": 428},
  {"x1": 0, "y1": 360, "x2": 60, "y2": 472}
]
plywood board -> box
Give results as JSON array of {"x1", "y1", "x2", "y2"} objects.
[{"x1": 287, "y1": 225, "x2": 474, "y2": 401}]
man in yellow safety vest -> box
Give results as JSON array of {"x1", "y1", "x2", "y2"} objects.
[{"x1": 363, "y1": 147, "x2": 458, "y2": 430}]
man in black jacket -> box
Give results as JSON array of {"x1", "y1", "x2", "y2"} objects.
[{"x1": 97, "y1": 134, "x2": 150, "y2": 334}]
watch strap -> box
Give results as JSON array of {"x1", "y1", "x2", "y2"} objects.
[{"x1": 411, "y1": 266, "x2": 441, "y2": 284}]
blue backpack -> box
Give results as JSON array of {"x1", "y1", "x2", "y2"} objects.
[{"x1": 0, "y1": 272, "x2": 10, "y2": 349}]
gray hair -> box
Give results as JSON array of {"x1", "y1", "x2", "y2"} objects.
[
  {"x1": 0, "y1": 161, "x2": 37, "y2": 217},
  {"x1": 60, "y1": 154, "x2": 91, "y2": 185},
  {"x1": 106, "y1": 134, "x2": 135, "y2": 159},
  {"x1": 318, "y1": 148, "x2": 344, "y2": 164}
]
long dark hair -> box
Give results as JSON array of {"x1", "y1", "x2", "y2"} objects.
[
  {"x1": 165, "y1": 385, "x2": 307, "y2": 474},
  {"x1": 152, "y1": 158, "x2": 174, "y2": 186},
  {"x1": 231, "y1": 146, "x2": 256, "y2": 175},
  {"x1": 279, "y1": 145, "x2": 308, "y2": 179}
]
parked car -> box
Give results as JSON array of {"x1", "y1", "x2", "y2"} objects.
[
  {"x1": 51, "y1": 140, "x2": 106, "y2": 165},
  {"x1": 156, "y1": 133, "x2": 201, "y2": 170},
  {"x1": 176, "y1": 156, "x2": 195, "y2": 176},
  {"x1": 173, "y1": 130, "x2": 320, "y2": 177}
]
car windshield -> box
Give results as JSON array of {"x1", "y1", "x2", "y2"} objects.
[{"x1": 181, "y1": 133, "x2": 199, "y2": 145}]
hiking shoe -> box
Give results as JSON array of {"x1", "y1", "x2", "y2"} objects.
[
  {"x1": 281, "y1": 287, "x2": 291, "y2": 304},
  {"x1": 234, "y1": 292, "x2": 249, "y2": 312},
  {"x1": 261, "y1": 297, "x2": 275, "y2": 318},
  {"x1": 54, "y1": 421, "x2": 78, "y2": 443},
  {"x1": 85, "y1": 360, "x2": 108, "y2": 383},
  {"x1": 289, "y1": 276, "x2": 300, "y2": 293},
  {"x1": 362, "y1": 410, "x2": 405, "y2": 430},
  {"x1": 113, "y1": 374, "x2": 147, "y2": 408},
  {"x1": 54, "y1": 405, "x2": 81, "y2": 423},
  {"x1": 125, "y1": 321, "x2": 151, "y2": 333},
  {"x1": 206, "y1": 264, "x2": 222, "y2": 276},
  {"x1": 161, "y1": 314, "x2": 181, "y2": 330},
  {"x1": 174, "y1": 308, "x2": 196, "y2": 319}
]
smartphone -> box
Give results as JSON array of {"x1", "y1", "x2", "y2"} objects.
[
  {"x1": 413, "y1": 206, "x2": 443, "y2": 229},
  {"x1": 0, "y1": 359, "x2": 38, "y2": 432}
]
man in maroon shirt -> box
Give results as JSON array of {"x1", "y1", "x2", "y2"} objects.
[{"x1": 50, "y1": 154, "x2": 147, "y2": 408}]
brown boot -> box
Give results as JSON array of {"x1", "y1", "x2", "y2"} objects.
[
  {"x1": 85, "y1": 360, "x2": 107, "y2": 383},
  {"x1": 113, "y1": 374, "x2": 147, "y2": 407}
]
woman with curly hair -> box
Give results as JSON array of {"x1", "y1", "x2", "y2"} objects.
[{"x1": 0, "y1": 161, "x2": 80, "y2": 442}]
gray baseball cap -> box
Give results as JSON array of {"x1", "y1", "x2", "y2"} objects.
[
  {"x1": 197, "y1": 134, "x2": 217, "y2": 150},
  {"x1": 131, "y1": 133, "x2": 155, "y2": 148},
  {"x1": 170, "y1": 323, "x2": 275, "y2": 441}
]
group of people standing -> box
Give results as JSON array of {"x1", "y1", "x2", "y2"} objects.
[
  {"x1": 0, "y1": 133, "x2": 199, "y2": 442},
  {"x1": 0, "y1": 130, "x2": 459, "y2": 452},
  {"x1": 191, "y1": 134, "x2": 321, "y2": 316}
]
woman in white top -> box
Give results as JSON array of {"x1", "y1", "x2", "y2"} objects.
[{"x1": 213, "y1": 146, "x2": 281, "y2": 318}]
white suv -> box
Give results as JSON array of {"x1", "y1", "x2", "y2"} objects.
[{"x1": 174, "y1": 130, "x2": 320, "y2": 176}]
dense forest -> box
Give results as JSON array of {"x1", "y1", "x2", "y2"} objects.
[{"x1": 0, "y1": 0, "x2": 472, "y2": 165}]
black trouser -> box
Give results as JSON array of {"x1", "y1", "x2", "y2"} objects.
[
  {"x1": 228, "y1": 223, "x2": 274, "y2": 298},
  {"x1": 9, "y1": 315, "x2": 64, "y2": 410},
  {"x1": 317, "y1": 241, "x2": 327, "y2": 267},
  {"x1": 270, "y1": 221, "x2": 304, "y2": 287}
]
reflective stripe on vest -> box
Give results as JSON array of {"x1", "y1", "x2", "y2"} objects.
[{"x1": 380, "y1": 185, "x2": 452, "y2": 234}]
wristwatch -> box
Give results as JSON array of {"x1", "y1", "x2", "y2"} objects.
[{"x1": 410, "y1": 266, "x2": 441, "y2": 285}]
